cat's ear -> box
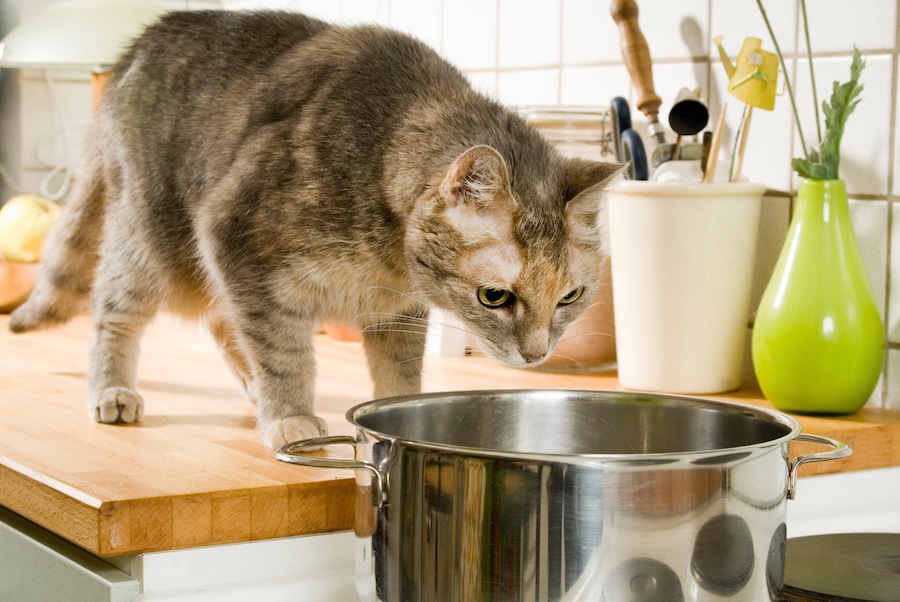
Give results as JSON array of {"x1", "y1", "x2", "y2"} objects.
[
  {"x1": 563, "y1": 158, "x2": 624, "y2": 226},
  {"x1": 564, "y1": 158, "x2": 624, "y2": 206},
  {"x1": 439, "y1": 145, "x2": 512, "y2": 207},
  {"x1": 439, "y1": 145, "x2": 515, "y2": 241}
]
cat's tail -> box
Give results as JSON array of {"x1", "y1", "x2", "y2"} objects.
[{"x1": 9, "y1": 134, "x2": 106, "y2": 333}]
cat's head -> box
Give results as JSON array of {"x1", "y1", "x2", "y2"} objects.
[{"x1": 407, "y1": 144, "x2": 622, "y2": 366}]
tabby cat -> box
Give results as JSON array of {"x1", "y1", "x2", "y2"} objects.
[{"x1": 10, "y1": 11, "x2": 622, "y2": 449}]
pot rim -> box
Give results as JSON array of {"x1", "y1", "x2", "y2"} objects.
[{"x1": 344, "y1": 389, "x2": 803, "y2": 464}]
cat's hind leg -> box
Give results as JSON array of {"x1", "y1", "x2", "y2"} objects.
[
  {"x1": 207, "y1": 311, "x2": 254, "y2": 402},
  {"x1": 86, "y1": 224, "x2": 161, "y2": 424},
  {"x1": 9, "y1": 134, "x2": 106, "y2": 333}
]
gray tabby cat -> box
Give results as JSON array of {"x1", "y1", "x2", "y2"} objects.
[{"x1": 10, "y1": 11, "x2": 621, "y2": 449}]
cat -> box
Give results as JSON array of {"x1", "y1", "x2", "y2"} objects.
[{"x1": 9, "y1": 10, "x2": 622, "y2": 449}]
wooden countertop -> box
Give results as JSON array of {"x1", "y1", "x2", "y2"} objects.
[{"x1": 1, "y1": 314, "x2": 899, "y2": 557}]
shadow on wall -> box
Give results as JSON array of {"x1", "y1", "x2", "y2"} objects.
[{"x1": 681, "y1": 17, "x2": 706, "y2": 88}]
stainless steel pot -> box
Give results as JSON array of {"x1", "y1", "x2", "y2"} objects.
[{"x1": 276, "y1": 390, "x2": 850, "y2": 601}]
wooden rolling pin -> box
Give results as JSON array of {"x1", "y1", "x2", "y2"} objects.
[{"x1": 610, "y1": 0, "x2": 666, "y2": 146}]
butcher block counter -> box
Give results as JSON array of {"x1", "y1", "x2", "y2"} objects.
[{"x1": 1, "y1": 314, "x2": 899, "y2": 560}]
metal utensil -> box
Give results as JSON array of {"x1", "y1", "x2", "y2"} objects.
[
  {"x1": 611, "y1": 1, "x2": 709, "y2": 172},
  {"x1": 610, "y1": 0, "x2": 664, "y2": 149},
  {"x1": 669, "y1": 87, "x2": 709, "y2": 138},
  {"x1": 610, "y1": 96, "x2": 649, "y2": 180}
]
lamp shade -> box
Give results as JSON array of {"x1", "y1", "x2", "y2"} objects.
[{"x1": 0, "y1": 0, "x2": 168, "y2": 70}]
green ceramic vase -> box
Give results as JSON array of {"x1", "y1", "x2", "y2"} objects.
[{"x1": 752, "y1": 178, "x2": 884, "y2": 414}]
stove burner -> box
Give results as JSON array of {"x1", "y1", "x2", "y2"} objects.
[{"x1": 783, "y1": 533, "x2": 900, "y2": 601}]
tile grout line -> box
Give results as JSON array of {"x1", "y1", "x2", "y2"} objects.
[
  {"x1": 879, "y1": 2, "x2": 900, "y2": 408},
  {"x1": 788, "y1": 0, "x2": 800, "y2": 197},
  {"x1": 705, "y1": 0, "x2": 713, "y2": 107},
  {"x1": 494, "y1": 0, "x2": 501, "y2": 96}
]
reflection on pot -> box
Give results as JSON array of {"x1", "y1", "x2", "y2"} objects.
[
  {"x1": 691, "y1": 513, "x2": 755, "y2": 596},
  {"x1": 365, "y1": 446, "x2": 787, "y2": 601},
  {"x1": 370, "y1": 453, "x2": 612, "y2": 601},
  {"x1": 766, "y1": 523, "x2": 787, "y2": 600},
  {"x1": 602, "y1": 557, "x2": 683, "y2": 602},
  {"x1": 608, "y1": 466, "x2": 722, "y2": 520}
]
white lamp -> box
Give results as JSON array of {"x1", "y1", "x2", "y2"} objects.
[{"x1": 0, "y1": 0, "x2": 168, "y2": 71}]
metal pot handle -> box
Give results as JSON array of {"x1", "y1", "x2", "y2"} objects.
[
  {"x1": 275, "y1": 436, "x2": 386, "y2": 505},
  {"x1": 787, "y1": 433, "x2": 851, "y2": 500}
]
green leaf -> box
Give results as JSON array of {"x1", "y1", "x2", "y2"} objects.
[
  {"x1": 792, "y1": 158, "x2": 831, "y2": 180},
  {"x1": 792, "y1": 48, "x2": 865, "y2": 180},
  {"x1": 792, "y1": 158, "x2": 815, "y2": 179}
]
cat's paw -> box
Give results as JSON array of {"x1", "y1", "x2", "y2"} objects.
[
  {"x1": 90, "y1": 387, "x2": 145, "y2": 423},
  {"x1": 261, "y1": 415, "x2": 328, "y2": 450}
]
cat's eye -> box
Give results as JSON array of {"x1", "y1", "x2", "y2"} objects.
[
  {"x1": 558, "y1": 287, "x2": 584, "y2": 305},
  {"x1": 478, "y1": 287, "x2": 513, "y2": 308}
]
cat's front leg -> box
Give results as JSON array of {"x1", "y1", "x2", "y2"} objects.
[
  {"x1": 361, "y1": 307, "x2": 429, "y2": 399},
  {"x1": 88, "y1": 316, "x2": 150, "y2": 423},
  {"x1": 234, "y1": 309, "x2": 327, "y2": 449}
]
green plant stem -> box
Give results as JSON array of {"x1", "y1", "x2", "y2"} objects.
[
  {"x1": 755, "y1": 0, "x2": 809, "y2": 161},
  {"x1": 800, "y1": 0, "x2": 822, "y2": 143}
]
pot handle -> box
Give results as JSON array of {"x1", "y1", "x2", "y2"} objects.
[
  {"x1": 787, "y1": 433, "x2": 851, "y2": 500},
  {"x1": 276, "y1": 436, "x2": 386, "y2": 505}
]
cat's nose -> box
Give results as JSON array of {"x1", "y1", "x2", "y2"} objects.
[
  {"x1": 519, "y1": 345, "x2": 549, "y2": 364},
  {"x1": 518, "y1": 330, "x2": 550, "y2": 364},
  {"x1": 521, "y1": 351, "x2": 546, "y2": 364}
]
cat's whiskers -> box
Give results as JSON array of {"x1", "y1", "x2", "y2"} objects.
[
  {"x1": 552, "y1": 304, "x2": 615, "y2": 347},
  {"x1": 538, "y1": 350, "x2": 587, "y2": 372},
  {"x1": 581, "y1": 299, "x2": 608, "y2": 313},
  {"x1": 357, "y1": 310, "x2": 488, "y2": 349},
  {"x1": 362, "y1": 285, "x2": 430, "y2": 307},
  {"x1": 359, "y1": 320, "x2": 430, "y2": 334},
  {"x1": 355, "y1": 311, "x2": 431, "y2": 327},
  {"x1": 556, "y1": 331, "x2": 615, "y2": 345}
]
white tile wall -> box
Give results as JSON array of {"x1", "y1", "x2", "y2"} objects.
[
  {"x1": 497, "y1": 0, "x2": 561, "y2": 69},
  {"x1": 889, "y1": 204, "x2": 900, "y2": 341},
  {"x1": 630, "y1": 0, "x2": 709, "y2": 60},
  {"x1": 3, "y1": 0, "x2": 899, "y2": 408},
  {"x1": 497, "y1": 68, "x2": 560, "y2": 106},
  {"x1": 560, "y1": 65, "x2": 632, "y2": 106},
  {"x1": 793, "y1": 56, "x2": 894, "y2": 197},
  {"x1": 710, "y1": 0, "x2": 798, "y2": 61},
  {"x1": 803, "y1": 0, "x2": 897, "y2": 52},
  {"x1": 441, "y1": 0, "x2": 496, "y2": 70},
  {"x1": 561, "y1": 0, "x2": 621, "y2": 65}
]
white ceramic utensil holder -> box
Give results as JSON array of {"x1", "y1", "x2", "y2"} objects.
[{"x1": 607, "y1": 181, "x2": 765, "y2": 394}]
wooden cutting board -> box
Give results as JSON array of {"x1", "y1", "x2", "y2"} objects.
[{"x1": 0, "y1": 314, "x2": 898, "y2": 557}]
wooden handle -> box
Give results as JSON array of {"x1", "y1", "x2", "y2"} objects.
[
  {"x1": 610, "y1": 0, "x2": 661, "y2": 124},
  {"x1": 703, "y1": 103, "x2": 727, "y2": 183}
]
